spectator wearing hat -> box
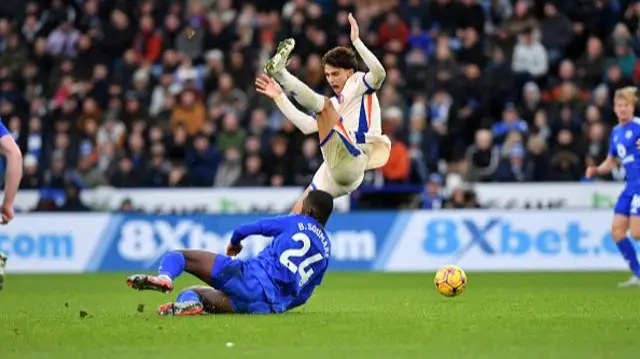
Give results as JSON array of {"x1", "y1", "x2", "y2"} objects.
[
  {"x1": 494, "y1": 143, "x2": 527, "y2": 182},
  {"x1": 491, "y1": 104, "x2": 528, "y2": 145},
  {"x1": 419, "y1": 174, "x2": 445, "y2": 210},
  {"x1": 20, "y1": 154, "x2": 41, "y2": 189}
]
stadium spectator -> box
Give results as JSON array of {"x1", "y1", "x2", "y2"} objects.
[
  {"x1": 418, "y1": 173, "x2": 445, "y2": 210},
  {"x1": 465, "y1": 129, "x2": 499, "y2": 182}
]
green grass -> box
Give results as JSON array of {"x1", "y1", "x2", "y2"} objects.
[{"x1": 1, "y1": 272, "x2": 639, "y2": 359}]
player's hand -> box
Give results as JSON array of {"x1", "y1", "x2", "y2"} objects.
[
  {"x1": 585, "y1": 166, "x2": 598, "y2": 179},
  {"x1": 636, "y1": 137, "x2": 640, "y2": 150},
  {"x1": 255, "y1": 74, "x2": 283, "y2": 100},
  {"x1": 1, "y1": 202, "x2": 14, "y2": 225},
  {"x1": 226, "y1": 243, "x2": 243, "y2": 257},
  {"x1": 348, "y1": 12, "x2": 360, "y2": 42}
]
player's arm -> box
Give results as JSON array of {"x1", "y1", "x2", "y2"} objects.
[
  {"x1": 349, "y1": 13, "x2": 386, "y2": 91},
  {"x1": 586, "y1": 155, "x2": 617, "y2": 178},
  {"x1": 229, "y1": 217, "x2": 286, "y2": 246},
  {"x1": 587, "y1": 132, "x2": 621, "y2": 179},
  {"x1": 274, "y1": 95, "x2": 318, "y2": 134},
  {"x1": 255, "y1": 75, "x2": 318, "y2": 134},
  {"x1": 0, "y1": 124, "x2": 22, "y2": 224}
]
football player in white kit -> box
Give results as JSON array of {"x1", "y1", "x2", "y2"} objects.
[{"x1": 256, "y1": 13, "x2": 391, "y2": 213}]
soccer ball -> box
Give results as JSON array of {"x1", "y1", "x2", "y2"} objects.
[{"x1": 434, "y1": 265, "x2": 467, "y2": 297}]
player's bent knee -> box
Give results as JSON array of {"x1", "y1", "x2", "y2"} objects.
[
  {"x1": 190, "y1": 286, "x2": 234, "y2": 314},
  {"x1": 331, "y1": 171, "x2": 359, "y2": 186},
  {"x1": 612, "y1": 227, "x2": 628, "y2": 242},
  {"x1": 329, "y1": 164, "x2": 364, "y2": 188},
  {"x1": 176, "y1": 250, "x2": 217, "y2": 285}
]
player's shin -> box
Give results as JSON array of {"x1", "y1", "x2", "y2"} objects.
[
  {"x1": 616, "y1": 237, "x2": 640, "y2": 278},
  {"x1": 274, "y1": 70, "x2": 325, "y2": 114},
  {"x1": 158, "y1": 251, "x2": 186, "y2": 281}
]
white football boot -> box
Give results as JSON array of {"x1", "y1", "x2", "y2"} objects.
[
  {"x1": 618, "y1": 276, "x2": 640, "y2": 287},
  {"x1": 263, "y1": 38, "x2": 295, "y2": 76}
]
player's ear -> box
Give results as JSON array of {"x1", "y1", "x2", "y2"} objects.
[{"x1": 302, "y1": 207, "x2": 313, "y2": 218}]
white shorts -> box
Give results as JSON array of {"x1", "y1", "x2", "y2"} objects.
[{"x1": 309, "y1": 130, "x2": 369, "y2": 198}]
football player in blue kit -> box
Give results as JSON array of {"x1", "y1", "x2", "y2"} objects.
[
  {"x1": 0, "y1": 115, "x2": 24, "y2": 290},
  {"x1": 586, "y1": 87, "x2": 640, "y2": 286},
  {"x1": 126, "y1": 190, "x2": 333, "y2": 315}
]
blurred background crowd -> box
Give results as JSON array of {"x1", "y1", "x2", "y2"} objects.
[{"x1": 0, "y1": 0, "x2": 637, "y2": 210}]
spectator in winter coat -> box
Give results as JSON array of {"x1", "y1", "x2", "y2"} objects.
[
  {"x1": 512, "y1": 27, "x2": 548, "y2": 80},
  {"x1": 539, "y1": 2, "x2": 573, "y2": 64},
  {"x1": 170, "y1": 90, "x2": 205, "y2": 136},
  {"x1": 466, "y1": 130, "x2": 500, "y2": 182}
]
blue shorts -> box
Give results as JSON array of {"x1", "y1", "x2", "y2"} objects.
[
  {"x1": 614, "y1": 187, "x2": 640, "y2": 217},
  {"x1": 210, "y1": 255, "x2": 273, "y2": 314}
]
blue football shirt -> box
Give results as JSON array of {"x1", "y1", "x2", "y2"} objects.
[
  {"x1": 230, "y1": 214, "x2": 331, "y2": 311},
  {"x1": 0, "y1": 116, "x2": 9, "y2": 137},
  {"x1": 609, "y1": 118, "x2": 640, "y2": 186}
]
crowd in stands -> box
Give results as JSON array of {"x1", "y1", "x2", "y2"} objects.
[{"x1": 0, "y1": 0, "x2": 637, "y2": 198}]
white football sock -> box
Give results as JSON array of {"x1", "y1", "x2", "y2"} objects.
[{"x1": 273, "y1": 69, "x2": 325, "y2": 113}]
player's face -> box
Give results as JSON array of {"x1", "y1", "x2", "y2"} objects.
[
  {"x1": 324, "y1": 64, "x2": 352, "y2": 94},
  {"x1": 614, "y1": 98, "x2": 635, "y2": 122}
]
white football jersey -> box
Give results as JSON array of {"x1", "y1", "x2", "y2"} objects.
[
  {"x1": 328, "y1": 71, "x2": 389, "y2": 170},
  {"x1": 329, "y1": 71, "x2": 381, "y2": 135}
]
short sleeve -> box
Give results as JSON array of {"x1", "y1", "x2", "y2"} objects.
[
  {"x1": 362, "y1": 73, "x2": 377, "y2": 94},
  {"x1": 0, "y1": 118, "x2": 8, "y2": 138},
  {"x1": 343, "y1": 72, "x2": 374, "y2": 100}
]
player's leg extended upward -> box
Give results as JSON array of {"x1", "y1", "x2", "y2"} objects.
[
  {"x1": 127, "y1": 250, "x2": 234, "y2": 315},
  {"x1": 265, "y1": 39, "x2": 338, "y2": 154},
  {"x1": 265, "y1": 39, "x2": 346, "y2": 213}
]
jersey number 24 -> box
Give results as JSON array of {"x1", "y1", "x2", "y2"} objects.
[{"x1": 279, "y1": 233, "x2": 323, "y2": 287}]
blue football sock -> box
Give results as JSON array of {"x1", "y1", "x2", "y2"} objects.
[
  {"x1": 176, "y1": 289, "x2": 201, "y2": 303},
  {"x1": 616, "y1": 238, "x2": 640, "y2": 277},
  {"x1": 157, "y1": 251, "x2": 185, "y2": 280}
]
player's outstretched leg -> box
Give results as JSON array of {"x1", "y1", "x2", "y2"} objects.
[
  {"x1": 157, "y1": 286, "x2": 234, "y2": 316},
  {"x1": 264, "y1": 38, "x2": 325, "y2": 116},
  {"x1": 126, "y1": 250, "x2": 217, "y2": 293},
  {"x1": 0, "y1": 252, "x2": 6, "y2": 291}
]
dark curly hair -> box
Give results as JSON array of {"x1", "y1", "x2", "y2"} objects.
[{"x1": 322, "y1": 46, "x2": 358, "y2": 71}]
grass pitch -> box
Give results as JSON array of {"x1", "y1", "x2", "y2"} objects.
[{"x1": 1, "y1": 272, "x2": 639, "y2": 359}]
